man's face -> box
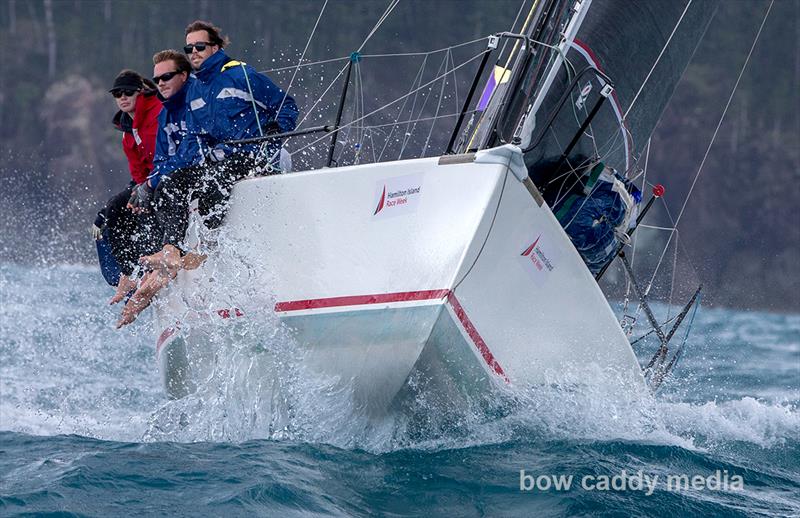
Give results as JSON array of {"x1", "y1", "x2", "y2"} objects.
[
  {"x1": 153, "y1": 60, "x2": 188, "y2": 99},
  {"x1": 185, "y1": 30, "x2": 219, "y2": 70}
]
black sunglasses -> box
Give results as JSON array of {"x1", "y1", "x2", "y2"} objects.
[
  {"x1": 184, "y1": 42, "x2": 212, "y2": 54},
  {"x1": 153, "y1": 71, "x2": 181, "y2": 84},
  {"x1": 111, "y1": 89, "x2": 138, "y2": 98}
]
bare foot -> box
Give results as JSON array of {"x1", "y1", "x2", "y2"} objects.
[
  {"x1": 139, "y1": 244, "x2": 182, "y2": 272},
  {"x1": 182, "y1": 252, "x2": 207, "y2": 271},
  {"x1": 116, "y1": 269, "x2": 176, "y2": 328},
  {"x1": 109, "y1": 274, "x2": 137, "y2": 305}
]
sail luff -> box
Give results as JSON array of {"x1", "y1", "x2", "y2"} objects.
[{"x1": 521, "y1": 0, "x2": 721, "y2": 194}]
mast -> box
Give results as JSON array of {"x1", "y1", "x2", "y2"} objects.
[
  {"x1": 460, "y1": 0, "x2": 590, "y2": 152},
  {"x1": 515, "y1": 0, "x2": 592, "y2": 149}
]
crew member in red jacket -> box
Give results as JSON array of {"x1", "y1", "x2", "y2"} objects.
[{"x1": 92, "y1": 70, "x2": 162, "y2": 303}]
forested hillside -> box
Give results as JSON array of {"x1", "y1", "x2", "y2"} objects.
[{"x1": 0, "y1": 0, "x2": 796, "y2": 311}]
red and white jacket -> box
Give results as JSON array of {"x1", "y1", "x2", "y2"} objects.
[{"x1": 112, "y1": 91, "x2": 162, "y2": 184}]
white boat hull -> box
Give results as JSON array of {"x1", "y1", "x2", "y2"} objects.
[{"x1": 154, "y1": 146, "x2": 645, "y2": 410}]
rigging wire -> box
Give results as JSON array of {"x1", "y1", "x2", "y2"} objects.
[
  {"x1": 670, "y1": 0, "x2": 774, "y2": 239},
  {"x1": 295, "y1": 0, "x2": 402, "y2": 129},
  {"x1": 622, "y1": 137, "x2": 651, "y2": 329},
  {"x1": 275, "y1": 0, "x2": 328, "y2": 117},
  {"x1": 639, "y1": 0, "x2": 774, "y2": 296},
  {"x1": 623, "y1": 0, "x2": 693, "y2": 120},
  {"x1": 287, "y1": 49, "x2": 491, "y2": 160}
]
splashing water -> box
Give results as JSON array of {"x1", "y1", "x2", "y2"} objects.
[{"x1": 1, "y1": 261, "x2": 798, "y2": 515}]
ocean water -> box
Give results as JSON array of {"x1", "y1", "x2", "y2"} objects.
[{"x1": 1, "y1": 263, "x2": 798, "y2": 517}]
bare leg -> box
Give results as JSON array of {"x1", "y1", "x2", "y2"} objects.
[
  {"x1": 139, "y1": 244, "x2": 183, "y2": 272},
  {"x1": 116, "y1": 244, "x2": 181, "y2": 328},
  {"x1": 109, "y1": 274, "x2": 137, "y2": 305},
  {"x1": 182, "y1": 252, "x2": 207, "y2": 271}
]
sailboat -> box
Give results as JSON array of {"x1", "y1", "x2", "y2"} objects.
[{"x1": 153, "y1": 0, "x2": 719, "y2": 410}]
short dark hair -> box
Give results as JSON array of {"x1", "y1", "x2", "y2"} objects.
[
  {"x1": 153, "y1": 49, "x2": 192, "y2": 74},
  {"x1": 185, "y1": 20, "x2": 229, "y2": 48}
]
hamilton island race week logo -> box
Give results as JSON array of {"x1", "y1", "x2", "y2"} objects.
[
  {"x1": 373, "y1": 174, "x2": 423, "y2": 219},
  {"x1": 520, "y1": 232, "x2": 560, "y2": 285}
]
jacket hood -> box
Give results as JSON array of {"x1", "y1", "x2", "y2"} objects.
[{"x1": 112, "y1": 90, "x2": 160, "y2": 133}]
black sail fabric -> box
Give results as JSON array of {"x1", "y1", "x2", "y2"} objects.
[{"x1": 522, "y1": 0, "x2": 720, "y2": 198}]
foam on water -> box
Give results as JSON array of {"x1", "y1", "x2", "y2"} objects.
[
  {"x1": 3, "y1": 262, "x2": 799, "y2": 516},
  {"x1": 1, "y1": 262, "x2": 798, "y2": 455}
]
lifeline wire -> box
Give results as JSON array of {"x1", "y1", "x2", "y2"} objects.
[
  {"x1": 377, "y1": 54, "x2": 429, "y2": 162},
  {"x1": 399, "y1": 50, "x2": 453, "y2": 159},
  {"x1": 261, "y1": 56, "x2": 350, "y2": 74}
]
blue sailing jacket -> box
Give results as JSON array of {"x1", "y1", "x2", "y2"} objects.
[
  {"x1": 149, "y1": 77, "x2": 198, "y2": 187},
  {"x1": 185, "y1": 49, "x2": 299, "y2": 162}
]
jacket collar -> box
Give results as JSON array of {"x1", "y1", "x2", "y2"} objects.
[
  {"x1": 112, "y1": 91, "x2": 160, "y2": 133},
  {"x1": 160, "y1": 76, "x2": 193, "y2": 111},
  {"x1": 195, "y1": 49, "x2": 230, "y2": 83},
  {"x1": 134, "y1": 90, "x2": 161, "y2": 120}
]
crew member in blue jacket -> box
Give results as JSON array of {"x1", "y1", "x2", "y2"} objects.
[
  {"x1": 118, "y1": 21, "x2": 299, "y2": 327},
  {"x1": 126, "y1": 48, "x2": 199, "y2": 205},
  {"x1": 149, "y1": 50, "x2": 198, "y2": 189},
  {"x1": 112, "y1": 50, "x2": 196, "y2": 323}
]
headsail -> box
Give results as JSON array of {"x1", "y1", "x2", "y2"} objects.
[{"x1": 517, "y1": 0, "x2": 720, "y2": 192}]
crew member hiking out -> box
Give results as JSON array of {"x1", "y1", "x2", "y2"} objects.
[
  {"x1": 117, "y1": 20, "x2": 299, "y2": 327},
  {"x1": 113, "y1": 49, "x2": 199, "y2": 325},
  {"x1": 94, "y1": 70, "x2": 162, "y2": 304}
]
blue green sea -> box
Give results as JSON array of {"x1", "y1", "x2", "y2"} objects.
[{"x1": 1, "y1": 264, "x2": 798, "y2": 517}]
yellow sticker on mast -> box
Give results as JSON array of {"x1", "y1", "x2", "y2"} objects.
[{"x1": 372, "y1": 173, "x2": 424, "y2": 219}]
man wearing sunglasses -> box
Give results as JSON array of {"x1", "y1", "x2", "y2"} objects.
[
  {"x1": 117, "y1": 21, "x2": 299, "y2": 327},
  {"x1": 113, "y1": 50, "x2": 201, "y2": 318},
  {"x1": 141, "y1": 49, "x2": 197, "y2": 201}
]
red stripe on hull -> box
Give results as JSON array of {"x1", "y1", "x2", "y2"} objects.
[
  {"x1": 446, "y1": 292, "x2": 509, "y2": 382},
  {"x1": 156, "y1": 325, "x2": 178, "y2": 355},
  {"x1": 274, "y1": 288, "x2": 509, "y2": 383},
  {"x1": 274, "y1": 289, "x2": 450, "y2": 312}
]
